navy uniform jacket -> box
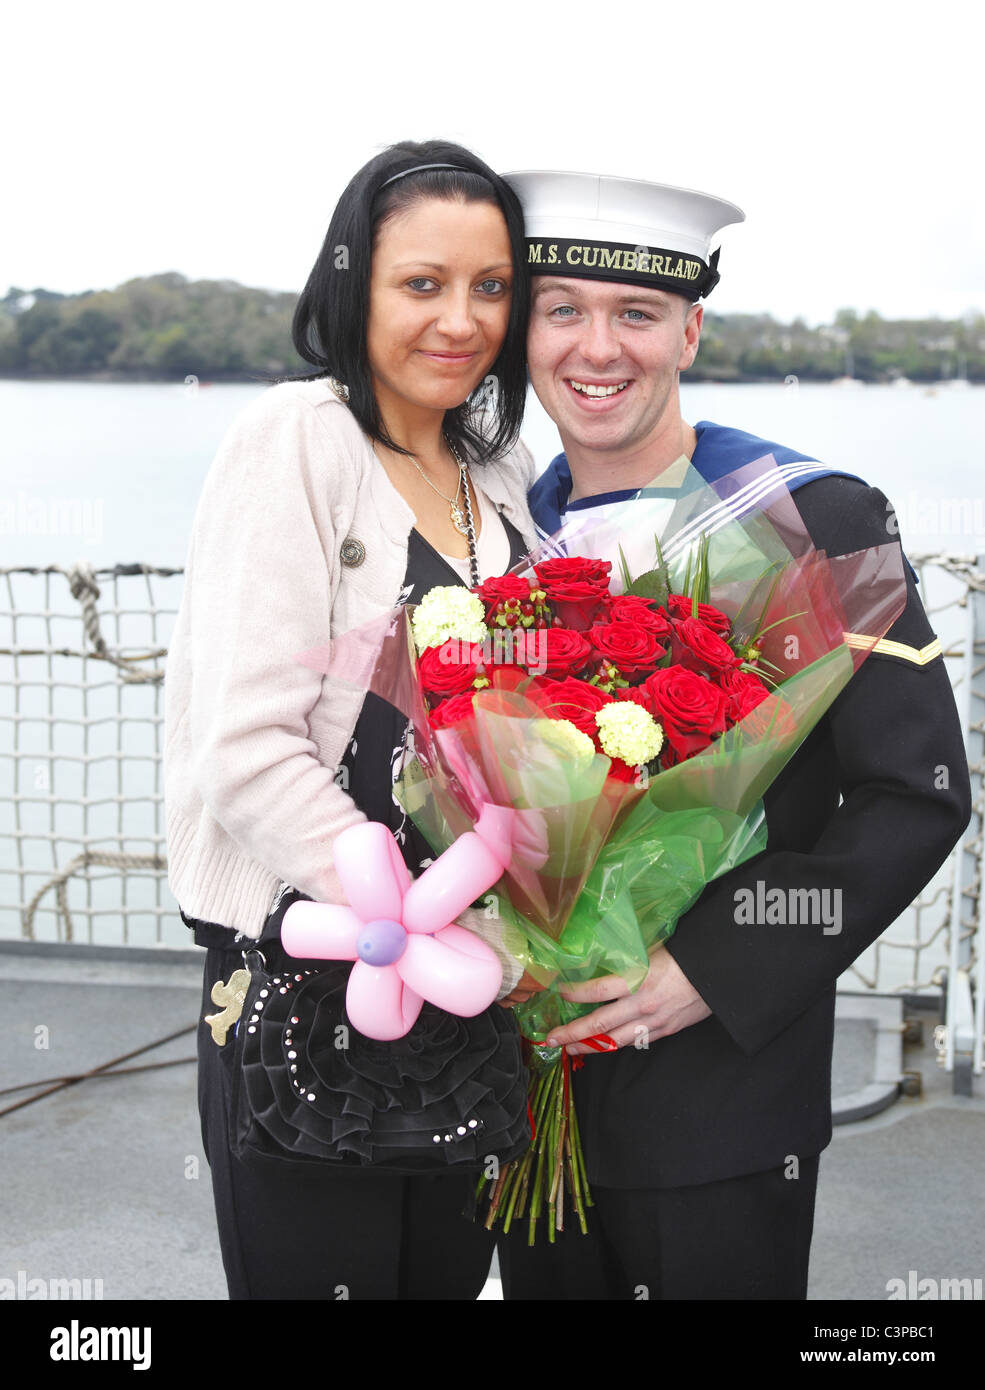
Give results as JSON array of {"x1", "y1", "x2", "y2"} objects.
[{"x1": 528, "y1": 422, "x2": 971, "y2": 1189}]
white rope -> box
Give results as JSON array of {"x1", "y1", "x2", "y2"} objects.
[
  {"x1": 64, "y1": 562, "x2": 166, "y2": 683},
  {"x1": 20, "y1": 851, "x2": 169, "y2": 942},
  {"x1": 0, "y1": 562, "x2": 178, "y2": 683}
]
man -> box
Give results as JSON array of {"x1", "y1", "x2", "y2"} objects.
[{"x1": 496, "y1": 170, "x2": 971, "y2": 1299}]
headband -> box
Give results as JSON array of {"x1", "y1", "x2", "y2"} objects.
[{"x1": 377, "y1": 162, "x2": 474, "y2": 191}]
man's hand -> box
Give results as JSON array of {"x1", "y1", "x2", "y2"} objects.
[
  {"x1": 497, "y1": 969, "x2": 547, "y2": 1009},
  {"x1": 546, "y1": 949, "x2": 712, "y2": 1053}
]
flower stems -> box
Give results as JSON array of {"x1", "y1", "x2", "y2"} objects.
[{"x1": 478, "y1": 1046, "x2": 592, "y2": 1245}]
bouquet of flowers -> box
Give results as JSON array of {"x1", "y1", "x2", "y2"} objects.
[{"x1": 296, "y1": 452, "x2": 907, "y2": 1241}]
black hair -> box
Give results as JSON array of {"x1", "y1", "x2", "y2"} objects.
[{"x1": 290, "y1": 140, "x2": 529, "y2": 462}]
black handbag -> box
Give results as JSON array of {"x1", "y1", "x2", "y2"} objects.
[{"x1": 225, "y1": 921, "x2": 532, "y2": 1177}]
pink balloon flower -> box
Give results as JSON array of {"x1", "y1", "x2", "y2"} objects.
[{"x1": 281, "y1": 821, "x2": 507, "y2": 1040}]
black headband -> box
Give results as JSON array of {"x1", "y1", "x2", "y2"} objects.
[
  {"x1": 525, "y1": 237, "x2": 721, "y2": 300},
  {"x1": 377, "y1": 162, "x2": 474, "y2": 191}
]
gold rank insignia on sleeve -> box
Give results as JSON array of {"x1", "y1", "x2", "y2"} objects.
[{"x1": 844, "y1": 633, "x2": 944, "y2": 665}]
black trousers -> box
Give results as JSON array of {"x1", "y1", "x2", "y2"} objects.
[
  {"x1": 196, "y1": 943, "x2": 496, "y2": 1300},
  {"x1": 497, "y1": 1156, "x2": 820, "y2": 1300}
]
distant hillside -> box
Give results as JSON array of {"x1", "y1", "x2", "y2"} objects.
[
  {"x1": 0, "y1": 273, "x2": 309, "y2": 380},
  {"x1": 1, "y1": 275, "x2": 983, "y2": 383},
  {"x1": 694, "y1": 308, "x2": 984, "y2": 384}
]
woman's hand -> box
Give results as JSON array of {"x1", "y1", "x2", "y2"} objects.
[{"x1": 497, "y1": 969, "x2": 547, "y2": 1009}]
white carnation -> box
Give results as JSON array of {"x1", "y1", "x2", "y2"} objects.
[
  {"x1": 412, "y1": 586, "x2": 488, "y2": 654},
  {"x1": 595, "y1": 702, "x2": 664, "y2": 765}
]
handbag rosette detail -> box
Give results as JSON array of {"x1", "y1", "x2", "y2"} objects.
[
  {"x1": 226, "y1": 819, "x2": 531, "y2": 1173},
  {"x1": 230, "y1": 946, "x2": 531, "y2": 1172}
]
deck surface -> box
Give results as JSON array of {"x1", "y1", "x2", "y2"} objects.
[{"x1": 2, "y1": 945, "x2": 982, "y2": 1302}]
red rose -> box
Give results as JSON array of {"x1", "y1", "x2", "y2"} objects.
[
  {"x1": 542, "y1": 579, "x2": 611, "y2": 632},
  {"x1": 474, "y1": 574, "x2": 530, "y2": 602},
  {"x1": 670, "y1": 617, "x2": 741, "y2": 676},
  {"x1": 717, "y1": 667, "x2": 770, "y2": 724},
  {"x1": 667, "y1": 594, "x2": 732, "y2": 635},
  {"x1": 428, "y1": 691, "x2": 478, "y2": 729},
  {"x1": 534, "y1": 557, "x2": 612, "y2": 586},
  {"x1": 482, "y1": 662, "x2": 531, "y2": 696},
  {"x1": 608, "y1": 595, "x2": 673, "y2": 642},
  {"x1": 523, "y1": 627, "x2": 593, "y2": 679},
  {"x1": 644, "y1": 667, "x2": 727, "y2": 764},
  {"x1": 418, "y1": 641, "x2": 482, "y2": 698},
  {"x1": 472, "y1": 574, "x2": 532, "y2": 624},
  {"x1": 588, "y1": 621, "x2": 666, "y2": 676},
  {"x1": 530, "y1": 678, "x2": 614, "y2": 741}
]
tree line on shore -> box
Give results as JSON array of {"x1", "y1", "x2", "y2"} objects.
[{"x1": 2, "y1": 273, "x2": 982, "y2": 383}]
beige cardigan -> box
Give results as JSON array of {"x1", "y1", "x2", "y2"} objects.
[{"x1": 163, "y1": 378, "x2": 538, "y2": 988}]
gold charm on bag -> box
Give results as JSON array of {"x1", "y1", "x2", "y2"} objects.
[{"x1": 205, "y1": 968, "x2": 252, "y2": 1045}]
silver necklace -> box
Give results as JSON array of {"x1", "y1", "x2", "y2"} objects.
[{"x1": 446, "y1": 437, "x2": 480, "y2": 590}]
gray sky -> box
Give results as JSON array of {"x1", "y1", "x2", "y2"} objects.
[{"x1": 5, "y1": 0, "x2": 983, "y2": 325}]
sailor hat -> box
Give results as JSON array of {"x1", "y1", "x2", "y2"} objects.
[{"x1": 504, "y1": 170, "x2": 744, "y2": 300}]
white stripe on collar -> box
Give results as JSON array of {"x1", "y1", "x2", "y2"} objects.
[
  {"x1": 536, "y1": 459, "x2": 829, "y2": 555},
  {"x1": 663, "y1": 460, "x2": 826, "y2": 561}
]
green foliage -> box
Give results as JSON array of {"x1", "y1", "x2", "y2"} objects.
[
  {"x1": 0, "y1": 273, "x2": 309, "y2": 380},
  {"x1": 625, "y1": 533, "x2": 671, "y2": 607},
  {"x1": 679, "y1": 533, "x2": 710, "y2": 606},
  {"x1": 625, "y1": 567, "x2": 671, "y2": 606},
  {"x1": 690, "y1": 308, "x2": 985, "y2": 383}
]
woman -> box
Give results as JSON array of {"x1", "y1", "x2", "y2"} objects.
[{"x1": 164, "y1": 140, "x2": 541, "y2": 1300}]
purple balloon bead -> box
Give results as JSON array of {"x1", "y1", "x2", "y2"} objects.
[{"x1": 356, "y1": 918, "x2": 407, "y2": 966}]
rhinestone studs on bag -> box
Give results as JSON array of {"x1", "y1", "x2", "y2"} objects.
[{"x1": 262, "y1": 971, "x2": 318, "y2": 1103}]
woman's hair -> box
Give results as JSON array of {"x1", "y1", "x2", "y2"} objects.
[{"x1": 290, "y1": 140, "x2": 528, "y2": 462}]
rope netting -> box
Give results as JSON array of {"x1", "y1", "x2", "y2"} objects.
[
  {"x1": 1, "y1": 562, "x2": 181, "y2": 946},
  {"x1": 1, "y1": 556, "x2": 983, "y2": 996}
]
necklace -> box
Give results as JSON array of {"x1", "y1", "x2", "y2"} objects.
[
  {"x1": 406, "y1": 437, "x2": 469, "y2": 536},
  {"x1": 446, "y1": 436, "x2": 480, "y2": 590},
  {"x1": 404, "y1": 434, "x2": 479, "y2": 588}
]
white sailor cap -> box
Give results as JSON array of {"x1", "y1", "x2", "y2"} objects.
[{"x1": 504, "y1": 170, "x2": 744, "y2": 300}]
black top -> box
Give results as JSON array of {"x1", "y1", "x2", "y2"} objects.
[{"x1": 182, "y1": 517, "x2": 528, "y2": 949}]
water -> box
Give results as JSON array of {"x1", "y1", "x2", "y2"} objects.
[
  {"x1": 1, "y1": 380, "x2": 982, "y2": 973},
  {"x1": 0, "y1": 380, "x2": 267, "y2": 570},
  {"x1": 2, "y1": 378, "x2": 984, "y2": 568}
]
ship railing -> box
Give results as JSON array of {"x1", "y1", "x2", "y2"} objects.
[{"x1": 1, "y1": 555, "x2": 982, "y2": 1092}]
